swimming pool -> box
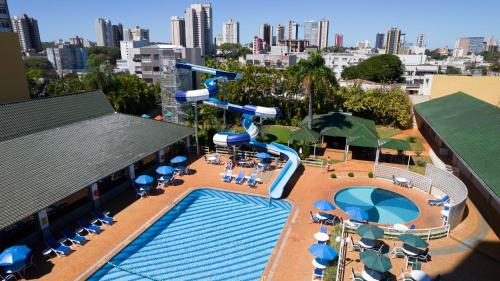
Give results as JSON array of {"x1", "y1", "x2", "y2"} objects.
[
  {"x1": 334, "y1": 186, "x2": 419, "y2": 224},
  {"x1": 87, "y1": 189, "x2": 291, "y2": 281}
]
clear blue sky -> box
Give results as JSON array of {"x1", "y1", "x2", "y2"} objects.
[{"x1": 8, "y1": 0, "x2": 500, "y2": 48}]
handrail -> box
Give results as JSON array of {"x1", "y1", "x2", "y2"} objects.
[
  {"x1": 344, "y1": 223, "x2": 450, "y2": 240},
  {"x1": 335, "y1": 223, "x2": 348, "y2": 281},
  {"x1": 301, "y1": 158, "x2": 324, "y2": 168}
]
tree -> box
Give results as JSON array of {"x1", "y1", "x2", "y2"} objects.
[
  {"x1": 445, "y1": 66, "x2": 461, "y2": 75},
  {"x1": 87, "y1": 46, "x2": 121, "y2": 65},
  {"x1": 480, "y1": 51, "x2": 500, "y2": 63},
  {"x1": 84, "y1": 54, "x2": 112, "y2": 91},
  {"x1": 287, "y1": 52, "x2": 338, "y2": 129},
  {"x1": 341, "y1": 54, "x2": 404, "y2": 83},
  {"x1": 489, "y1": 63, "x2": 500, "y2": 72},
  {"x1": 425, "y1": 49, "x2": 448, "y2": 60},
  {"x1": 217, "y1": 43, "x2": 252, "y2": 60},
  {"x1": 323, "y1": 46, "x2": 346, "y2": 53},
  {"x1": 23, "y1": 57, "x2": 57, "y2": 79}
]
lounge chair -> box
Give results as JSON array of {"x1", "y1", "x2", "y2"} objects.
[
  {"x1": 346, "y1": 236, "x2": 362, "y2": 252},
  {"x1": 234, "y1": 171, "x2": 245, "y2": 184},
  {"x1": 404, "y1": 180, "x2": 414, "y2": 188},
  {"x1": 351, "y1": 268, "x2": 363, "y2": 281},
  {"x1": 136, "y1": 188, "x2": 147, "y2": 199},
  {"x1": 309, "y1": 211, "x2": 320, "y2": 224},
  {"x1": 409, "y1": 224, "x2": 416, "y2": 230},
  {"x1": 61, "y1": 228, "x2": 87, "y2": 245},
  {"x1": 247, "y1": 172, "x2": 257, "y2": 187},
  {"x1": 399, "y1": 269, "x2": 413, "y2": 281},
  {"x1": 325, "y1": 214, "x2": 342, "y2": 225},
  {"x1": 92, "y1": 210, "x2": 115, "y2": 225},
  {"x1": 77, "y1": 219, "x2": 102, "y2": 234},
  {"x1": 222, "y1": 170, "x2": 233, "y2": 182},
  {"x1": 156, "y1": 178, "x2": 165, "y2": 189},
  {"x1": 417, "y1": 248, "x2": 430, "y2": 262},
  {"x1": 392, "y1": 175, "x2": 398, "y2": 184},
  {"x1": 0, "y1": 274, "x2": 17, "y2": 281},
  {"x1": 44, "y1": 236, "x2": 72, "y2": 257},
  {"x1": 391, "y1": 247, "x2": 405, "y2": 259},
  {"x1": 312, "y1": 268, "x2": 324, "y2": 280},
  {"x1": 427, "y1": 195, "x2": 450, "y2": 206}
]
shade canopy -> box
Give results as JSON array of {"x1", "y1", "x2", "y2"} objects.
[
  {"x1": 289, "y1": 127, "x2": 320, "y2": 143},
  {"x1": 360, "y1": 250, "x2": 392, "y2": 272},
  {"x1": 156, "y1": 166, "x2": 174, "y2": 176},
  {"x1": 313, "y1": 200, "x2": 335, "y2": 211},
  {"x1": 135, "y1": 175, "x2": 154, "y2": 185},
  {"x1": 0, "y1": 245, "x2": 31, "y2": 266},
  {"x1": 344, "y1": 206, "x2": 369, "y2": 221},
  {"x1": 308, "y1": 243, "x2": 338, "y2": 260},
  {"x1": 399, "y1": 234, "x2": 429, "y2": 248},
  {"x1": 154, "y1": 115, "x2": 163, "y2": 121},
  {"x1": 356, "y1": 224, "x2": 384, "y2": 240},
  {"x1": 170, "y1": 156, "x2": 187, "y2": 164},
  {"x1": 255, "y1": 152, "x2": 273, "y2": 159},
  {"x1": 379, "y1": 138, "x2": 413, "y2": 151}
]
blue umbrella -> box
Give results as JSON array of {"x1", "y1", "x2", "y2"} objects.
[
  {"x1": 0, "y1": 245, "x2": 31, "y2": 266},
  {"x1": 308, "y1": 243, "x2": 338, "y2": 260},
  {"x1": 314, "y1": 200, "x2": 335, "y2": 211},
  {"x1": 156, "y1": 166, "x2": 174, "y2": 176},
  {"x1": 170, "y1": 156, "x2": 187, "y2": 164},
  {"x1": 345, "y1": 206, "x2": 369, "y2": 221},
  {"x1": 135, "y1": 175, "x2": 154, "y2": 185},
  {"x1": 255, "y1": 152, "x2": 273, "y2": 159}
]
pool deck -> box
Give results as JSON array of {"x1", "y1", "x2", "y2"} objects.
[{"x1": 23, "y1": 155, "x2": 499, "y2": 281}]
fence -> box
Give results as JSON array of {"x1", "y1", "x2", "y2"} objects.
[
  {"x1": 374, "y1": 164, "x2": 432, "y2": 193},
  {"x1": 344, "y1": 223, "x2": 450, "y2": 240},
  {"x1": 335, "y1": 223, "x2": 348, "y2": 281},
  {"x1": 301, "y1": 158, "x2": 324, "y2": 168}
]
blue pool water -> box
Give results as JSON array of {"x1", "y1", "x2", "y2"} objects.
[
  {"x1": 87, "y1": 189, "x2": 291, "y2": 281},
  {"x1": 334, "y1": 186, "x2": 419, "y2": 224}
]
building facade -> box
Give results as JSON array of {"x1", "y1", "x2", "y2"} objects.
[
  {"x1": 222, "y1": 19, "x2": 239, "y2": 44},
  {"x1": 253, "y1": 36, "x2": 264, "y2": 54},
  {"x1": 46, "y1": 43, "x2": 88, "y2": 76},
  {"x1": 303, "y1": 20, "x2": 319, "y2": 47},
  {"x1": 375, "y1": 33, "x2": 385, "y2": 49},
  {"x1": 171, "y1": 16, "x2": 185, "y2": 46},
  {"x1": 95, "y1": 18, "x2": 113, "y2": 47},
  {"x1": 486, "y1": 36, "x2": 498, "y2": 52},
  {"x1": 112, "y1": 23, "x2": 123, "y2": 48},
  {"x1": 259, "y1": 23, "x2": 272, "y2": 47},
  {"x1": 0, "y1": 0, "x2": 11, "y2": 32},
  {"x1": 184, "y1": 3, "x2": 213, "y2": 55},
  {"x1": 453, "y1": 37, "x2": 485, "y2": 56},
  {"x1": 288, "y1": 20, "x2": 298, "y2": 40},
  {"x1": 244, "y1": 53, "x2": 297, "y2": 68},
  {"x1": 11, "y1": 14, "x2": 42, "y2": 52},
  {"x1": 278, "y1": 39, "x2": 309, "y2": 53},
  {"x1": 357, "y1": 40, "x2": 370, "y2": 49},
  {"x1": 416, "y1": 33, "x2": 425, "y2": 48},
  {"x1": 318, "y1": 19, "x2": 329, "y2": 50},
  {"x1": 385, "y1": 27, "x2": 401, "y2": 55},
  {"x1": 69, "y1": 36, "x2": 84, "y2": 47},
  {"x1": 320, "y1": 52, "x2": 372, "y2": 79},
  {"x1": 275, "y1": 24, "x2": 285, "y2": 42},
  {"x1": 125, "y1": 26, "x2": 150, "y2": 45},
  {"x1": 335, "y1": 33, "x2": 343, "y2": 47},
  {"x1": 0, "y1": 32, "x2": 29, "y2": 102}
]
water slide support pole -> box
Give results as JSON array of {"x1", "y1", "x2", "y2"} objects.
[{"x1": 194, "y1": 102, "x2": 200, "y2": 155}]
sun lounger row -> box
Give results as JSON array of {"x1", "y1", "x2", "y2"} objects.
[
  {"x1": 42, "y1": 211, "x2": 115, "y2": 258},
  {"x1": 221, "y1": 170, "x2": 258, "y2": 187}
]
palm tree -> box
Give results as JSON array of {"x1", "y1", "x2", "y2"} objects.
[{"x1": 287, "y1": 52, "x2": 338, "y2": 129}]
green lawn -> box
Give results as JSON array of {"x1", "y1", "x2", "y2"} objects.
[
  {"x1": 376, "y1": 125, "x2": 401, "y2": 139},
  {"x1": 409, "y1": 155, "x2": 432, "y2": 175},
  {"x1": 403, "y1": 136, "x2": 424, "y2": 152}
]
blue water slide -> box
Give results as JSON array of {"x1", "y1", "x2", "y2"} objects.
[{"x1": 174, "y1": 63, "x2": 300, "y2": 199}]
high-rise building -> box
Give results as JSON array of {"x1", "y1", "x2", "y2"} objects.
[
  {"x1": 276, "y1": 24, "x2": 285, "y2": 42},
  {"x1": 11, "y1": 14, "x2": 42, "y2": 52},
  {"x1": 170, "y1": 16, "x2": 185, "y2": 46},
  {"x1": 385, "y1": 27, "x2": 401, "y2": 55},
  {"x1": 46, "y1": 43, "x2": 88, "y2": 76},
  {"x1": 253, "y1": 36, "x2": 264, "y2": 54},
  {"x1": 303, "y1": 20, "x2": 319, "y2": 47},
  {"x1": 95, "y1": 18, "x2": 113, "y2": 47},
  {"x1": 375, "y1": 33, "x2": 385, "y2": 49},
  {"x1": 318, "y1": 19, "x2": 329, "y2": 50},
  {"x1": 416, "y1": 33, "x2": 425, "y2": 48},
  {"x1": 0, "y1": 0, "x2": 12, "y2": 32},
  {"x1": 288, "y1": 20, "x2": 298, "y2": 40},
  {"x1": 112, "y1": 23, "x2": 123, "y2": 48},
  {"x1": 260, "y1": 23, "x2": 272, "y2": 46},
  {"x1": 184, "y1": 3, "x2": 213, "y2": 55},
  {"x1": 222, "y1": 19, "x2": 239, "y2": 44},
  {"x1": 69, "y1": 36, "x2": 84, "y2": 47},
  {"x1": 334, "y1": 33, "x2": 343, "y2": 47},
  {"x1": 125, "y1": 26, "x2": 150, "y2": 45},
  {"x1": 486, "y1": 36, "x2": 498, "y2": 52},
  {"x1": 357, "y1": 40, "x2": 370, "y2": 49}
]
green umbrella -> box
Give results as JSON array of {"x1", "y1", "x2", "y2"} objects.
[
  {"x1": 360, "y1": 250, "x2": 392, "y2": 272},
  {"x1": 399, "y1": 234, "x2": 429, "y2": 248},
  {"x1": 356, "y1": 224, "x2": 384, "y2": 240},
  {"x1": 289, "y1": 127, "x2": 320, "y2": 143}
]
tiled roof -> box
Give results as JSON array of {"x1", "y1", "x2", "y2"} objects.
[
  {"x1": 414, "y1": 92, "x2": 500, "y2": 197},
  {"x1": 0, "y1": 91, "x2": 193, "y2": 229}
]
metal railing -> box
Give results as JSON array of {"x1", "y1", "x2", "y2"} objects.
[
  {"x1": 301, "y1": 158, "x2": 324, "y2": 168},
  {"x1": 335, "y1": 223, "x2": 348, "y2": 281},
  {"x1": 344, "y1": 223, "x2": 450, "y2": 240}
]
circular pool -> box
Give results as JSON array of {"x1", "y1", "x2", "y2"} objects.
[{"x1": 334, "y1": 186, "x2": 420, "y2": 224}]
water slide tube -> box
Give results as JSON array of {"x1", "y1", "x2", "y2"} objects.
[{"x1": 175, "y1": 62, "x2": 299, "y2": 199}]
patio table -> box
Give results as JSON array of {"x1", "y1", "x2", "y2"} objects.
[
  {"x1": 359, "y1": 238, "x2": 376, "y2": 249},
  {"x1": 395, "y1": 177, "x2": 408, "y2": 184},
  {"x1": 393, "y1": 224, "x2": 409, "y2": 231},
  {"x1": 314, "y1": 232, "x2": 329, "y2": 242}
]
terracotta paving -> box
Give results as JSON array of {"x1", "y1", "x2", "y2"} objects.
[{"x1": 21, "y1": 154, "x2": 499, "y2": 281}]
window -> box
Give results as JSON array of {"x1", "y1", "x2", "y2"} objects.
[
  {"x1": 47, "y1": 188, "x2": 92, "y2": 222},
  {"x1": 153, "y1": 54, "x2": 160, "y2": 60},
  {"x1": 153, "y1": 66, "x2": 160, "y2": 71},
  {"x1": 0, "y1": 7, "x2": 7, "y2": 14},
  {"x1": 98, "y1": 168, "x2": 128, "y2": 195}
]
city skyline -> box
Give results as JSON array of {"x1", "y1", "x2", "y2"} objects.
[{"x1": 7, "y1": 0, "x2": 500, "y2": 49}]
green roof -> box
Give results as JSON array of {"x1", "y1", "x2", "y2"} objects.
[
  {"x1": 415, "y1": 92, "x2": 500, "y2": 197},
  {"x1": 288, "y1": 127, "x2": 320, "y2": 143},
  {"x1": 0, "y1": 91, "x2": 194, "y2": 229}
]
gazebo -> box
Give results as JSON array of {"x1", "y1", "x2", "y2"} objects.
[{"x1": 288, "y1": 127, "x2": 321, "y2": 156}]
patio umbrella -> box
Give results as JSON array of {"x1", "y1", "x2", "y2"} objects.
[
  {"x1": 135, "y1": 175, "x2": 154, "y2": 185},
  {"x1": 170, "y1": 156, "x2": 188, "y2": 164},
  {"x1": 411, "y1": 270, "x2": 431, "y2": 281},
  {"x1": 313, "y1": 200, "x2": 335, "y2": 211},
  {"x1": 308, "y1": 243, "x2": 338, "y2": 261},
  {"x1": 344, "y1": 206, "x2": 369, "y2": 221},
  {"x1": 154, "y1": 115, "x2": 163, "y2": 121},
  {"x1": 156, "y1": 166, "x2": 174, "y2": 176},
  {"x1": 360, "y1": 249, "x2": 392, "y2": 272},
  {"x1": 356, "y1": 224, "x2": 384, "y2": 240},
  {"x1": 141, "y1": 114, "x2": 151, "y2": 118},
  {"x1": 255, "y1": 152, "x2": 273, "y2": 159},
  {"x1": 0, "y1": 245, "x2": 31, "y2": 266},
  {"x1": 399, "y1": 234, "x2": 429, "y2": 249}
]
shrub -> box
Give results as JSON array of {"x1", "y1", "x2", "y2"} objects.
[
  {"x1": 330, "y1": 173, "x2": 337, "y2": 179},
  {"x1": 348, "y1": 172, "x2": 354, "y2": 177},
  {"x1": 416, "y1": 157, "x2": 427, "y2": 167},
  {"x1": 407, "y1": 136, "x2": 417, "y2": 143},
  {"x1": 302, "y1": 145, "x2": 311, "y2": 158},
  {"x1": 368, "y1": 172, "x2": 373, "y2": 178}
]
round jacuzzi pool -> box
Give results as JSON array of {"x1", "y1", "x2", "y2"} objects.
[{"x1": 334, "y1": 186, "x2": 420, "y2": 224}]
